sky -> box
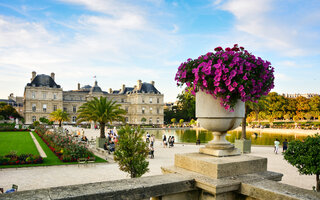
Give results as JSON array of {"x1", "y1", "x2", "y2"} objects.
[{"x1": 0, "y1": 0, "x2": 320, "y2": 102}]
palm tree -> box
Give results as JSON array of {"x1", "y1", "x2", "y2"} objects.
[
  {"x1": 49, "y1": 109, "x2": 70, "y2": 127},
  {"x1": 77, "y1": 97, "x2": 126, "y2": 138}
]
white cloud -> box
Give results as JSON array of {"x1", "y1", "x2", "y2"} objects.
[
  {"x1": 0, "y1": 1, "x2": 181, "y2": 102},
  {"x1": 217, "y1": 0, "x2": 320, "y2": 57}
]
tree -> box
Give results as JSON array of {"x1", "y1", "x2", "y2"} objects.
[
  {"x1": 189, "y1": 119, "x2": 196, "y2": 126},
  {"x1": 179, "y1": 119, "x2": 184, "y2": 125},
  {"x1": 141, "y1": 117, "x2": 146, "y2": 124},
  {"x1": 171, "y1": 118, "x2": 176, "y2": 124},
  {"x1": 39, "y1": 117, "x2": 50, "y2": 124},
  {"x1": 49, "y1": 109, "x2": 70, "y2": 127},
  {"x1": 77, "y1": 97, "x2": 126, "y2": 138},
  {"x1": 114, "y1": 125, "x2": 149, "y2": 178},
  {"x1": 284, "y1": 134, "x2": 320, "y2": 191},
  {"x1": 176, "y1": 88, "x2": 195, "y2": 121},
  {"x1": 0, "y1": 104, "x2": 22, "y2": 119}
]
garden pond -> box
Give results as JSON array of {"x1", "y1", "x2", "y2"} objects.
[{"x1": 147, "y1": 128, "x2": 313, "y2": 145}]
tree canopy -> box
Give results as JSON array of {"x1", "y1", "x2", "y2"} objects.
[
  {"x1": 114, "y1": 125, "x2": 149, "y2": 178},
  {"x1": 49, "y1": 109, "x2": 70, "y2": 127},
  {"x1": 77, "y1": 97, "x2": 126, "y2": 138},
  {"x1": 283, "y1": 134, "x2": 320, "y2": 191},
  {"x1": 0, "y1": 103, "x2": 22, "y2": 120}
]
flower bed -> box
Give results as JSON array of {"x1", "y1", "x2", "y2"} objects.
[
  {"x1": 35, "y1": 126, "x2": 94, "y2": 162},
  {"x1": 0, "y1": 152, "x2": 43, "y2": 165}
]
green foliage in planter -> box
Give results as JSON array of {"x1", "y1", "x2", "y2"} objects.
[{"x1": 283, "y1": 134, "x2": 320, "y2": 191}]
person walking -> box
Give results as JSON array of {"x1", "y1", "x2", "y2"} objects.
[
  {"x1": 282, "y1": 139, "x2": 288, "y2": 152},
  {"x1": 162, "y1": 134, "x2": 167, "y2": 148},
  {"x1": 274, "y1": 139, "x2": 280, "y2": 154}
]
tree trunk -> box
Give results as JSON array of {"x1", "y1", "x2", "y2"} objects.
[
  {"x1": 317, "y1": 173, "x2": 320, "y2": 192},
  {"x1": 59, "y1": 120, "x2": 62, "y2": 127},
  {"x1": 241, "y1": 115, "x2": 246, "y2": 139},
  {"x1": 100, "y1": 122, "x2": 105, "y2": 138}
]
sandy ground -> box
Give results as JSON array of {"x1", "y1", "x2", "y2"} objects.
[{"x1": 0, "y1": 127, "x2": 316, "y2": 192}]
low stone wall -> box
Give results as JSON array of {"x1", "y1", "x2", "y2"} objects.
[
  {"x1": 1, "y1": 167, "x2": 320, "y2": 200},
  {"x1": 0, "y1": 174, "x2": 196, "y2": 200}
]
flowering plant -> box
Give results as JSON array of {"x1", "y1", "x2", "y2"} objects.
[{"x1": 175, "y1": 44, "x2": 275, "y2": 111}]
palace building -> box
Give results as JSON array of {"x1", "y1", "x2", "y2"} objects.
[{"x1": 23, "y1": 71, "x2": 164, "y2": 125}]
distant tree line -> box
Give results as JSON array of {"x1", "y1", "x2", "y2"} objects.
[{"x1": 164, "y1": 90, "x2": 320, "y2": 124}]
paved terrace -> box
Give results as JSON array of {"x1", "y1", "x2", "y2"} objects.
[{"x1": 0, "y1": 127, "x2": 316, "y2": 192}]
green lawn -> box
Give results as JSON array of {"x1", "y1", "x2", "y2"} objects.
[
  {"x1": 0, "y1": 131, "x2": 39, "y2": 156},
  {"x1": 0, "y1": 131, "x2": 106, "y2": 168}
]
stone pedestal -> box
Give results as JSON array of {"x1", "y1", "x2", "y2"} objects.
[
  {"x1": 234, "y1": 139, "x2": 251, "y2": 153},
  {"x1": 162, "y1": 152, "x2": 282, "y2": 200},
  {"x1": 174, "y1": 153, "x2": 267, "y2": 179}
]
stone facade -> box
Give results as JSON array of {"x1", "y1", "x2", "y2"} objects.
[
  {"x1": 23, "y1": 71, "x2": 164, "y2": 125},
  {"x1": 282, "y1": 93, "x2": 319, "y2": 98}
]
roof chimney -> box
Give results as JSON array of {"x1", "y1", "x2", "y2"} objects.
[
  {"x1": 78, "y1": 83, "x2": 80, "y2": 90},
  {"x1": 137, "y1": 80, "x2": 142, "y2": 90},
  {"x1": 51, "y1": 72, "x2": 55, "y2": 80},
  {"x1": 122, "y1": 84, "x2": 125, "y2": 92},
  {"x1": 109, "y1": 88, "x2": 113, "y2": 93},
  {"x1": 31, "y1": 71, "x2": 36, "y2": 81},
  {"x1": 150, "y1": 81, "x2": 155, "y2": 86}
]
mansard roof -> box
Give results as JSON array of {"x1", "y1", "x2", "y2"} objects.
[
  {"x1": 128, "y1": 82, "x2": 160, "y2": 94},
  {"x1": 27, "y1": 74, "x2": 61, "y2": 88},
  {"x1": 120, "y1": 87, "x2": 134, "y2": 94},
  {"x1": 140, "y1": 83, "x2": 160, "y2": 94}
]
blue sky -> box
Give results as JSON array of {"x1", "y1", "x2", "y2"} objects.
[{"x1": 0, "y1": 0, "x2": 319, "y2": 102}]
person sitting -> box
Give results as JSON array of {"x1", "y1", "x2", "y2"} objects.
[
  {"x1": 196, "y1": 139, "x2": 201, "y2": 145},
  {"x1": 108, "y1": 142, "x2": 115, "y2": 154},
  {"x1": 81, "y1": 136, "x2": 88, "y2": 142},
  {"x1": 103, "y1": 141, "x2": 108, "y2": 150}
]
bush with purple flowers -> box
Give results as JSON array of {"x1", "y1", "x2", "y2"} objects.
[{"x1": 175, "y1": 44, "x2": 275, "y2": 111}]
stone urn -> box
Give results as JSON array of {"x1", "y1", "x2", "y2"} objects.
[{"x1": 196, "y1": 90, "x2": 245, "y2": 156}]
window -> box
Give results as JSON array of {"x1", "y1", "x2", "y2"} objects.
[
  {"x1": 43, "y1": 104, "x2": 47, "y2": 112},
  {"x1": 150, "y1": 107, "x2": 153, "y2": 114},
  {"x1": 125, "y1": 117, "x2": 128, "y2": 123},
  {"x1": 72, "y1": 116, "x2": 76, "y2": 123},
  {"x1": 80, "y1": 97, "x2": 82, "y2": 101},
  {"x1": 63, "y1": 107, "x2": 67, "y2": 112},
  {"x1": 157, "y1": 108, "x2": 159, "y2": 114},
  {"x1": 157, "y1": 98, "x2": 160, "y2": 103},
  {"x1": 125, "y1": 107, "x2": 128, "y2": 112},
  {"x1": 149, "y1": 117, "x2": 152, "y2": 123},
  {"x1": 142, "y1": 107, "x2": 145, "y2": 114},
  {"x1": 32, "y1": 116, "x2": 36, "y2": 122},
  {"x1": 142, "y1": 98, "x2": 145, "y2": 103},
  {"x1": 43, "y1": 93, "x2": 46, "y2": 99},
  {"x1": 32, "y1": 92, "x2": 35, "y2": 99},
  {"x1": 53, "y1": 105, "x2": 57, "y2": 111},
  {"x1": 73, "y1": 106, "x2": 76, "y2": 113},
  {"x1": 157, "y1": 118, "x2": 160, "y2": 123},
  {"x1": 32, "y1": 104, "x2": 36, "y2": 112},
  {"x1": 149, "y1": 98, "x2": 152, "y2": 103},
  {"x1": 53, "y1": 93, "x2": 57, "y2": 100},
  {"x1": 121, "y1": 98, "x2": 124, "y2": 103}
]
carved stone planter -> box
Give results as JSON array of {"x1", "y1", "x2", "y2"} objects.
[{"x1": 196, "y1": 90, "x2": 245, "y2": 156}]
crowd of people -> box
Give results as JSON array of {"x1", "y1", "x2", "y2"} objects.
[
  {"x1": 162, "y1": 134, "x2": 175, "y2": 148},
  {"x1": 104, "y1": 129, "x2": 118, "y2": 154}
]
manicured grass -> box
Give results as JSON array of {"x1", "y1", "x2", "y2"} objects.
[
  {"x1": 0, "y1": 132, "x2": 106, "y2": 168},
  {"x1": 0, "y1": 131, "x2": 39, "y2": 156}
]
